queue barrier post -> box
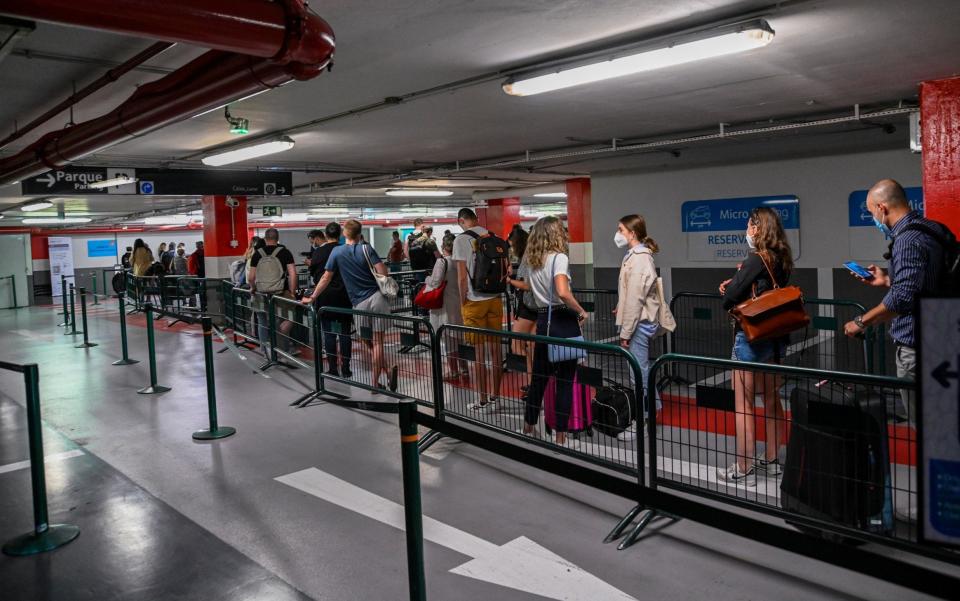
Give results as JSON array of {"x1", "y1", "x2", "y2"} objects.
[
  {"x1": 137, "y1": 303, "x2": 170, "y2": 394},
  {"x1": 113, "y1": 292, "x2": 139, "y2": 366},
  {"x1": 67, "y1": 284, "x2": 81, "y2": 336},
  {"x1": 58, "y1": 275, "x2": 70, "y2": 326},
  {"x1": 398, "y1": 398, "x2": 427, "y2": 600},
  {"x1": 75, "y1": 288, "x2": 97, "y2": 348},
  {"x1": 91, "y1": 274, "x2": 100, "y2": 306},
  {"x1": 192, "y1": 316, "x2": 236, "y2": 440},
  {"x1": 2, "y1": 363, "x2": 80, "y2": 556}
]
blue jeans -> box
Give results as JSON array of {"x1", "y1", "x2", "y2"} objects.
[
  {"x1": 731, "y1": 331, "x2": 781, "y2": 363},
  {"x1": 627, "y1": 321, "x2": 661, "y2": 413}
]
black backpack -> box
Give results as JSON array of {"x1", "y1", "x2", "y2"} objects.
[
  {"x1": 590, "y1": 383, "x2": 633, "y2": 437},
  {"x1": 892, "y1": 221, "x2": 960, "y2": 296},
  {"x1": 407, "y1": 231, "x2": 431, "y2": 270},
  {"x1": 462, "y1": 230, "x2": 509, "y2": 294}
]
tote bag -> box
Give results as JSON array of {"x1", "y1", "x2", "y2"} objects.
[{"x1": 546, "y1": 255, "x2": 587, "y2": 363}]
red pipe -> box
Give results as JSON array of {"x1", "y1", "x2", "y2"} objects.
[
  {"x1": 0, "y1": 0, "x2": 333, "y2": 65},
  {"x1": 0, "y1": 41, "x2": 176, "y2": 151}
]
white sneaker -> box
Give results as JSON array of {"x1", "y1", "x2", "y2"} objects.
[
  {"x1": 617, "y1": 422, "x2": 637, "y2": 442},
  {"x1": 716, "y1": 464, "x2": 756, "y2": 487},
  {"x1": 467, "y1": 399, "x2": 497, "y2": 414},
  {"x1": 754, "y1": 456, "x2": 783, "y2": 477}
]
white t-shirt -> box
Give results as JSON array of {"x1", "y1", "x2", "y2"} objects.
[
  {"x1": 528, "y1": 252, "x2": 572, "y2": 308},
  {"x1": 452, "y1": 226, "x2": 498, "y2": 302}
]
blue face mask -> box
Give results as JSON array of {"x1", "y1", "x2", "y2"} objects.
[{"x1": 873, "y1": 215, "x2": 892, "y2": 238}]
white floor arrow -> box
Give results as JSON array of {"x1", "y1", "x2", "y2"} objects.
[{"x1": 276, "y1": 467, "x2": 637, "y2": 601}]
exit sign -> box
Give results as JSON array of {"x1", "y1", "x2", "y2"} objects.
[{"x1": 262, "y1": 206, "x2": 283, "y2": 217}]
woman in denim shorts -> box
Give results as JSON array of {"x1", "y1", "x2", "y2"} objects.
[{"x1": 716, "y1": 207, "x2": 794, "y2": 486}]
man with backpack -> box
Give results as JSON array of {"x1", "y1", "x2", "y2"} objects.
[
  {"x1": 452, "y1": 208, "x2": 510, "y2": 411},
  {"x1": 404, "y1": 218, "x2": 428, "y2": 270},
  {"x1": 844, "y1": 178, "x2": 957, "y2": 425},
  {"x1": 248, "y1": 228, "x2": 297, "y2": 357}
]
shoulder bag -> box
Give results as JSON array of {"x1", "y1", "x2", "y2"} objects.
[
  {"x1": 729, "y1": 253, "x2": 810, "y2": 343},
  {"x1": 361, "y1": 243, "x2": 399, "y2": 299},
  {"x1": 413, "y1": 258, "x2": 447, "y2": 309},
  {"x1": 546, "y1": 255, "x2": 588, "y2": 363}
]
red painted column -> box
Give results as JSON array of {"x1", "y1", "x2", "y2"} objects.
[
  {"x1": 565, "y1": 178, "x2": 593, "y2": 286},
  {"x1": 201, "y1": 195, "x2": 247, "y2": 278},
  {"x1": 485, "y1": 197, "x2": 521, "y2": 239},
  {"x1": 921, "y1": 76, "x2": 960, "y2": 236}
]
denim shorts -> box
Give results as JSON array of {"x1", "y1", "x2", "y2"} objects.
[{"x1": 731, "y1": 331, "x2": 780, "y2": 363}]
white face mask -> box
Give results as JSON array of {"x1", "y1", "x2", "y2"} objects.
[
  {"x1": 745, "y1": 233, "x2": 756, "y2": 250},
  {"x1": 614, "y1": 231, "x2": 629, "y2": 248}
]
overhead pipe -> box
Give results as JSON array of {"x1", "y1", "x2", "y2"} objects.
[
  {"x1": 0, "y1": 1, "x2": 334, "y2": 185},
  {"x1": 0, "y1": 41, "x2": 176, "y2": 151}
]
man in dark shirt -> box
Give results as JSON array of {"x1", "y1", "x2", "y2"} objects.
[
  {"x1": 310, "y1": 222, "x2": 353, "y2": 376},
  {"x1": 248, "y1": 228, "x2": 297, "y2": 357},
  {"x1": 193, "y1": 241, "x2": 205, "y2": 278},
  {"x1": 844, "y1": 179, "x2": 947, "y2": 425},
  {"x1": 306, "y1": 229, "x2": 326, "y2": 285}
]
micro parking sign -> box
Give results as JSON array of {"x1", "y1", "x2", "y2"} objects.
[
  {"x1": 681, "y1": 195, "x2": 800, "y2": 262},
  {"x1": 847, "y1": 187, "x2": 923, "y2": 261}
]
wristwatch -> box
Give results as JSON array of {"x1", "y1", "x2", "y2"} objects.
[{"x1": 853, "y1": 315, "x2": 866, "y2": 330}]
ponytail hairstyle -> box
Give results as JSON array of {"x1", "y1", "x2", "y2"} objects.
[
  {"x1": 749, "y1": 207, "x2": 794, "y2": 274},
  {"x1": 618, "y1": 214, "x2": 659, "y2": 253}
]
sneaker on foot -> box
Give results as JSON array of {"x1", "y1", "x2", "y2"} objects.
[
  {"x1": 617, "y1": 422, "x2": 637, "y2": 442},
  {"x1": 754, "y1": 456, "x2": 783, "y2": 477},
  {"x1": 717, "y1": 464, "x2": 756, "y2": 487},
  {"x1": 467, "y1": 399, "x2": 497, "y2": 414}
]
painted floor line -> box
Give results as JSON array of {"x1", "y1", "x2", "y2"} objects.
[{"x1": 0, "y1": 449, "x2": 85, "y2": 475}]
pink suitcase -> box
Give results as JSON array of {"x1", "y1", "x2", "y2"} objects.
[{"x1": 543, "y1": 373, "x2": 593, "y2": 434}]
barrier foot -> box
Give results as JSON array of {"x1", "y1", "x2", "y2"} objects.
[
  {"x1": 294, "y1": 389, "x2": 348, "y2": 408},
  {"x1": 603, "y1": 504, "x2": 644, "y2": 544},
  {"x1": 417, "y1": 430, "x2": 443, "y2": 454},
  {"x1": 137, "y1": 385, "x2": 171, "y2": 395},
  {"x1": 258, "y1": 360, "x2": 278, "y2": 372},
  {"x1": 617, "y1": 509, "x2": 657, "y2": 550},
  {"x1": 75, "y1": 342, "x2": 98, "y2": 348},
  {"x1": 3, "y1": 524, "x2": 80, "y2": 556},
  {"x1": 112, "y1": 358, "x2": 140, "y2": 366},
  {"x1": 192, "y1": 426, "x2": 236, "y2": 441}
]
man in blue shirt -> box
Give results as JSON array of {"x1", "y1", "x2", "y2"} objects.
[
  {"x1": 302, "y1": 219, "x2": 398, "y2": 393},
  {"x1": 844, "y1": 179, "x2": 948, "y2": 424}
]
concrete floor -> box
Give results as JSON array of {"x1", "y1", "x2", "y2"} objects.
[{"x1": 0, "y1": 301, "x2": 948, "y2": 600}]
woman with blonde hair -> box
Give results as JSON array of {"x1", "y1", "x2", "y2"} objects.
[
  {"x1": 614, "y1": 214, "x2": 663, "y2": 441},
  {"x1": 130, "y1": 238, "x2": 154, "y2": 277},
  {"x1": 717, "y1": 207, "x2": 794, "y2": 486},
  {"x1": 518, "y1": 216, "x2": 589, "y2": 446}
]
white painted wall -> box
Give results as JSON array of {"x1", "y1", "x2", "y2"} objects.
[{"x1": 591, "y1": 148, "x2": 922, "y2": 296}]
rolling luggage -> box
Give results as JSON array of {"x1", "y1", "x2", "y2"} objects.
[
  {"x1": 780, "y1": 383, "x2": 893, "y2": 538},
  {"x1": 543, "y1": 373, "x2": 592, "y2": 434},
  {"x1": 591, "y1": 382, "x2": 634, "y2": 437}
]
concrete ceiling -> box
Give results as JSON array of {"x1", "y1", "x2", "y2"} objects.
[{"x1": 0, "y1": 0, "x2": 958, "y2": 225}]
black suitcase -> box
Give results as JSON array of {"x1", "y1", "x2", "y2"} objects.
[{"x1": 780, "y1": 383, "x2": 892, "y2": 537}]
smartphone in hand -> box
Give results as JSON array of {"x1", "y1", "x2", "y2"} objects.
[{"x1": 843, "y1": 261, "x2": 874, "y2": 280}]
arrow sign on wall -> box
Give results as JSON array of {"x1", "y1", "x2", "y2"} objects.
[{"x1": 276, "y1": 467, "x2": 637, "y2": 600}]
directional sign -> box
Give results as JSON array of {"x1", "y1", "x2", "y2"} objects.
[
  {"x1": 21, "y1": 167, "x2": 293, "y2": 196},
  {"x1": 919, "y1": 297, "x2": 960, "y2": 548},
  {"x1": 277, "y1": 467, "x2": 638, "y2": 600},
  {"x1": 262, "y1": 205, "x2": 283, "y2": 217}
]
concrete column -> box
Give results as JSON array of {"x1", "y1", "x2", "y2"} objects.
[
  {"x1": 485, "y1": 197, "x2": 521, "y2": 240},
  {"x1": 921, "y1": 76, "x2": 960, "y2": 235},
  {"x1": 201, "y1": 195, "x2": 248, "y2": 279},
  {"x1": 565, "y1": 177, "x2": 594, "y2": 287}
]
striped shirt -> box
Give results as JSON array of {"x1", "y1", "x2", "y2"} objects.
[{"x1": 882, "y1": 211, "x2": 947, "y2": 347}]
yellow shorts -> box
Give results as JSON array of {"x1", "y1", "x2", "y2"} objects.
[{"x1": 462, "y1": 297, "x2": 503, "y2": 344}]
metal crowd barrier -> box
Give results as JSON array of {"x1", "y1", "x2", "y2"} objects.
[
  {"x1": 224, "y1": 286, "x2": 260, "y2": 350},
  {"x1": 389, "y1": 269, "x2": 429, "y2": 315},
  {"x1": 646, "y1": 353, "x2": 925, "y2": 550}
]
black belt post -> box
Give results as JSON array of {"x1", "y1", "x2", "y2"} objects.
[
  {"x1": 67, "y1": 284, "x2": 81, "y2": 336},
  {"x1": 58, "y1": 275, "x2": 68, "y2": 321},
  {"x1": 193, "y1": 316, "x2": 236, "y2": 440},
  {"x1": 137, "y1": 303, "x2": 170, "y2": 395},
  {"x1": 398, "y1": 398, "x2": 427, "y2": 600},
  {"x1": 2, "y1": 364, "x2": 80, "y2": 556},
  {"x1": 91, "y1": 273, "x2": 100, "y2": 306},
  {"x1": 113, "y1": 292, "x2": 139, "y2": 366},
  {"x1": 75, "y1": 288, "x2": 97, "y2": 348}
]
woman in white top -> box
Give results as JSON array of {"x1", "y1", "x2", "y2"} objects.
[
  {"x1": 519, "y1": 216, "x2": 589, "y2": 446},
  {"x1": 424, "y1": 234, "x2": 464, "y2": 378},
  {"x1": 614, "y1": 214, "x2": 662, "y2": 441}
]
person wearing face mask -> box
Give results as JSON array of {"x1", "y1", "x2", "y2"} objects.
[
  {"x1": 716, "y1": 207, "x2": 793, "y2": 486},
  {"x1": 614, "y1": 214, "x2": 662, "y2": 442},
  {"x1": 843, "y1": 179, "x2": 949, "y2": 427}
]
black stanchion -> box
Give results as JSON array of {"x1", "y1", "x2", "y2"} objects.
[
  {"x1": 113, "y1": 293, "x2": 139, "y2": 366},
  {"x1": 67, "y1": 284, "x2": 81, "y2": 336},
  {"x1": 57, "y1": 275, "x2": 68, "y2": 321},
  {"x1": 193, "y1": 317, "x2": 236, "y2": 440},
  {"x1": 75, "y1": 288, "x2": 97, "y2": 348},
  {"x1": 2, "y1": 363, "x2": 80, "y2": 556},
  {"x1": 398, "y1": 399, "x2": 427, "y2": 600},
  {"x1": 137, "y1": 303, "x2": 170, "y2": 395}
]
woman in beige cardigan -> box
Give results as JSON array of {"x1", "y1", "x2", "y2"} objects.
[{"x1": 614, "y1": 214, "x2": 662, "y2": 441}]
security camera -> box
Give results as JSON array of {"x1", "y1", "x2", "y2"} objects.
[{"x1": 225, "y1": 197, "x2": 240, "y2": 208}]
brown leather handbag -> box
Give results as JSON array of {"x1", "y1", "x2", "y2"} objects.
[{"x1": 730, "y1": 254, "x2": 810, "y2": 343}]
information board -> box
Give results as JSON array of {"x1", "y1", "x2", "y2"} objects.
[
  {"x1": 847, "y1": 186, "x2": 923, "y2": 261},
  {"x1": 681, "y1": 195, "x2": 800, "y2": 262},
  {"x1": 48, "y1": 237, "x2": 74, "y2": 300},
  {"x1": 87, "y1": 239, "x2": 117, "y2": 258},
  {"x1": 919, "y1": 297, "x2": 960, "y2": 548}
]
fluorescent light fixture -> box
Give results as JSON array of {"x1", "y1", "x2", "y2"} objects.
[
  {"x1": 761, "y1": 198, "x2": 799, "y2": 205},
  {"x1": 21, "y1": 200, "x2": 53, "y2": 212},
  {"x1": 87, "y1": 175, "x2": 137, "y2": 189},
  {"x1": 144, "y1": 214, "x2": 199, "y2": 225},
  {"x1": 385, "y1": 189, "x2": 453, "y2": 197},
  {"x1": 201, "y1": 136, "x2": 295, "y2": 166},
  {"x1": 533, "y1": 192, "x2": 567, "y2": 198},
  {"x1": 22, "y1": 217, "x2": 92, "y2": 225},
  {"x1": 503, "y1": 19, "x2": 775, "y2": 96}
]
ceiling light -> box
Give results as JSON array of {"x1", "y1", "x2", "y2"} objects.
[
  {"x1": 201, "y1": 136, "x2": 295, "y2": 166},
  {"x1": 533, "y1": 192, "x2": 567, "y2": 198},
  {"x1": 22, "y1": 217, "x2": 92, "y2": 225},
  {"x1": 503, "y1": 19, "x2": 775, "y2": 96},
  {"x1": 87, "y1": 175, "x2": 138, "y2": 189},
  {"x1": 21, "y1": 200, "x2": 53, "y2": 212},
  {"x1": 386, "y1": 189, "x2": 453, "y2": 197},
  {"x1": 144, "y1": 214, "x2": 199, "y2": 225}
]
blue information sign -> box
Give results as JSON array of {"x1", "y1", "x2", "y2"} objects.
[
  {"x1": 87, "y1": 239, "x2": 117, "y2": 258},
  {"x1": 681, "y1": 195, "x2": 800, "y2": 262},
  {"x1": 848, "y1": 187, "x2": 923, "y2": 227}
]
